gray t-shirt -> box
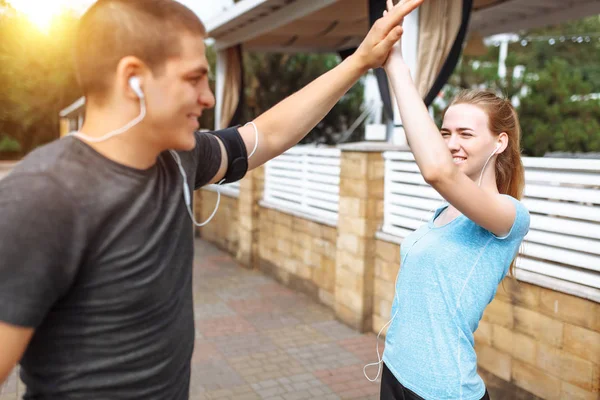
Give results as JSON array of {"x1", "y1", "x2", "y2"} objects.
[{"x1": 0, "y1": 130, "x2": 225, "y2": 399}]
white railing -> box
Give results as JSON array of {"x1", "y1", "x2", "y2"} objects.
[
  {"x1": 203, "y1": 181, "x2": 241, "y2": 198},
  {"x1": 262, "y1": 146, "x2": 341, "y2": 225},
  {"x1": 381, "y1": 151, "x2": 600, "y2": 302}
]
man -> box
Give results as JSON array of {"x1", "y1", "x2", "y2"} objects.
[{"x1": 0, "y1": 0, "x2": 422, "y2": 398}]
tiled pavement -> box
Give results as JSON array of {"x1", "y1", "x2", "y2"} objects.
[{"x1": 1, "y1": 239, "x2": 384, "y2": 400}]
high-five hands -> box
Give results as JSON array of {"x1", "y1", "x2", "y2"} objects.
[
  {"x1": 383, "y1": 0, "x2": 408, "y2": 69},
  {"x1": 353, "y1": 0, "x2": 423, "y2": 71}
]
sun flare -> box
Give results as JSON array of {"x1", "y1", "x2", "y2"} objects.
[{"x1": 6, "y1": 0, "x2": 93, "y2": 31}]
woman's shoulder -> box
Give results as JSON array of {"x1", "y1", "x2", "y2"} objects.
[
  {"x1": 494, "y1": 194, "x2": 530, "y2": 240},
  {"x1": 500, "y1": 194, "x2": 529, "y2": 216}
]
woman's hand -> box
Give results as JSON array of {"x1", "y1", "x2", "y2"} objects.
[
  {"x1": 383, "y1": 0, "x2": 408, "y2": 70},
  {"x1": 352, "y1": 0, "x2": 422, "y2": 71}
]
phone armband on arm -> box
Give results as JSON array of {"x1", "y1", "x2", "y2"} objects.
[{"x1": 211, "y1": 126, "x2": 248, "y2": 184}]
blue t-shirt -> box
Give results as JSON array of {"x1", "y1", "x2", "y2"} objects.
[{"x1": 382, "y1": 195, "x2": 530, "y2": 400}]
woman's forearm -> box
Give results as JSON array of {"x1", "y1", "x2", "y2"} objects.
[{"x1": 385, "y1": 61, "x2": 456, "y2": 183}]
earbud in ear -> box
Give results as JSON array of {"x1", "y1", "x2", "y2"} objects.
[
  {"x1": 491, "y1": 142, "x2": 501, "y2": 155},
  {"x1": 129, "y1": 76, "x2": 144, "y2": 99}
]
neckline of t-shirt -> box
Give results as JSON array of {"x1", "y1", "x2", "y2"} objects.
[
  {"x1": 69, "y1": 136, "x2": 158, "y2": 179},
  {"x1": 428, "y1": 204, "x2": 464, "y2": 229}
]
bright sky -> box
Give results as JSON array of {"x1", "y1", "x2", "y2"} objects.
[{"x1": 5, "y1": 0, "x2": 233, "y2": 31}]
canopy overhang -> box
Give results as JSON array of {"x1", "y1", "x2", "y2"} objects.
[{"x1": 207, "y1": 0, "x2": 600, "y2": 52}]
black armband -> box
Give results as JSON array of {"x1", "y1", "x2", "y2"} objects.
[{"x1": 211, "y1": 126, "x2": 248, "y2": 184}]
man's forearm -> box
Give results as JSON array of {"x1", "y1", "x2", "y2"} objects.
[{"x1": 245, "y1": 55, "x2": 367, "y2": 169}]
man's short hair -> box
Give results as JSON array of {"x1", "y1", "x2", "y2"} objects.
[{"x1": 75, "y1": 0, "x2": 207, "y2": 99}]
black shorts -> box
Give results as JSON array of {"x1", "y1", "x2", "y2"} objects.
[{"x1": 380, "y1": 363, "x2": 491, "y2": 400}]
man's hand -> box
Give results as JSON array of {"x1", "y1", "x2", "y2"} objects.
[{"x1": 352, "y1": 0, "x2": 423, "y2": 71}]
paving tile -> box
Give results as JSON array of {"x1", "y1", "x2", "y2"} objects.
[
  {"x1": 250, "y1": 374, "x2": 340, "y2": 400},
  {"x1": 190, "y1": 359, "x2": 246, "y2": 391},
  {"x1": 196, "y1": 315, "x2": 257, "y2": 338},
  {"x1": 285, "y1": 342, "x2": 361, "y2": 372},
  {"x1": 312, "y1": 320, "x2": 362, "y2": 341},
  {"x1": 229, "y1": 349, "x2": 307, "y2": 384},
  {"x1": 192, "y1": 339, "x2": 224, "y2": 363},
  {"x1": 338, "y1": 335, "x2": 386, "y2": 364},
  {"x1": 265, "y1": 325, "x2": 332, "y2": 349},
  {"x1": 194, "y1": 302, "x2": 237, "y2": 320},
  {"x1": 208, "y1": 332, "x2": 279, "y2": 358},
  {"x1": 245, "y1": 312, "x2": 301, "y2": 331},
  {"x1": 315, "y1": 365, "x2": 381, "y2": 399}
]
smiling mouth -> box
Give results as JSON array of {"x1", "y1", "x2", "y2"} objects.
[
  {"x1": 187, "y1": 115, "x2": 200, "y2": 130},
  {"x1": 453, "y1": 157, "x2": 466, "y2": 164}
]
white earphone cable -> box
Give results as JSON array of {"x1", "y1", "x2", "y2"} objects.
[
  {"x1": 71, "y1": 97, "x2": 146, "y2": 143},
  {"x1": 172, "y1": 120, "x2": 260, "y2": 227},
  {"x1": 478, "y1": 145, "x2": 499, "y2": 187}
]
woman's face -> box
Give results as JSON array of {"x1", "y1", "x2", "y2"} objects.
[{"x1": 441, "y1": 103, "x2": 501, "y2": 181}]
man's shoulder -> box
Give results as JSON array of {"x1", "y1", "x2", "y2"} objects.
[
  {"x1": 8, "y1": 137, "x2": 78, "y2": 178},
  {"x1": 1, "y1": 138, "x2": 88, "y2": 209}
]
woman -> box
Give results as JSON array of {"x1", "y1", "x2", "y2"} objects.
[{"x1": 374, "y1": 2, "x2": 530, "y2": 399}]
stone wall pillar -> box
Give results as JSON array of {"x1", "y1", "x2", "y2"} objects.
[
  {"x1": 59, "y1": 118, "x2": 70, "y2": 137},
  {"x1": 334, "y1": 147, "x2": 385, "y2": 332},
  {"x1": 236, "y1": 166, "x2": 264, "y2": 269}
]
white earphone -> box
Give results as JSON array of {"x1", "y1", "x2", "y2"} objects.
[{"x1": 129, "y1": 76, "x2": 144, "y2": 99}]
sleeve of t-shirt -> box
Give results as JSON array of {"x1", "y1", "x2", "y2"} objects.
[
  {"x1": 495, "y1": 195, "x2": 530, "y2": 241},
  {"x1": 191, "y1": 130, "x2": 223, "y2": 189},
  {"x1": 0, "y1": 173, "x2": 81, "y2": 328}
]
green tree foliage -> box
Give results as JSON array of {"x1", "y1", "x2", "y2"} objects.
[
  {"x1": 0, "y1": 4, "x2": 82, "y2": 157},
  {"x1": 199, "y1": 48, "x2": 365, "y2": 144},
  {"x1": 511, "y1": 15, "x2": 600, "y2": 93},
  {"x1": 242, "y1": 52, "x2": 364, "y2": 144},
  {"x1": 0, "y1": 135, "x2": 21, "y2": 153},
  {"x1": 519, "y1": 59, "x2": 600, "y2": 156},
  {"x1": 437, "y1": 15, "x2": 600, "y2": 155}
]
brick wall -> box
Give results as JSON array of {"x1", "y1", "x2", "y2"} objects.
[
  {"x1": 258, "y1": 208, "x2": 337, "y2": 307},
  {"x1": 477, "y1": 280, "x2": 600, "y2": 400}
]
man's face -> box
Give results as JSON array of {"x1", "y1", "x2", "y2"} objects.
[{"x1": 144, "y1": 33, "x2": 215, "y2": 151}]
